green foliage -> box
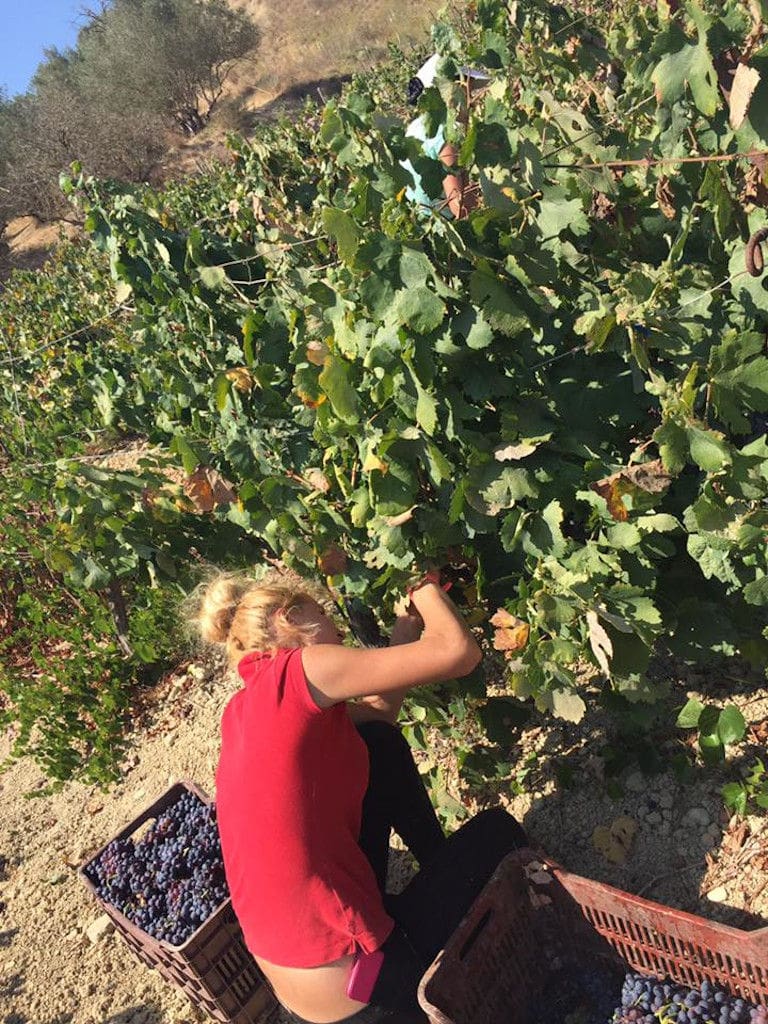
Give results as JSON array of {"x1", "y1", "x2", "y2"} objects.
[
  {"x1": 76, "y1": 0, "x2": 260, "y2": 133},
  {"x1": 1, "y1": 0, "x2": 768, "y2": 783},
  {"x1": 0, "y1": 562, "x2": 180, "y2": 785},
  {"x1": 722, "y1": 758, "x2": 768, "y2": 817},
  {"x1": 676, "y1": 697, "x2": 747, "y2": 765}
]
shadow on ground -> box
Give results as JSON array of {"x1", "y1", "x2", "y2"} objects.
[
  {"x1": 230, "y1": 74, "x2": 352, "y2": 133},
  {"x1": 102, "y1": 1005, "x2": 165, "y2": 1024},
  {"x1": 0, "y1": 242, "x2": 55, "y2": 281}
]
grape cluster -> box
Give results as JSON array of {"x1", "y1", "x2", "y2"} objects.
[
  {"x1": 613, "y1": 973, "x2": 768, "y2": 1024},
  {"x1": 87, "y1": 790, "x2": 228, "y2": 946},
  {"x1": 534, "y1": 962, "x2": 623, "y2": 1024},
  {"x1": 530, "y1": 969, "x2": 768, "y2": 1024}
]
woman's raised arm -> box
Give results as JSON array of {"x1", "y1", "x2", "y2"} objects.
[{"x1": 301, "y1": 584, "x2": 480, "y2": 708}]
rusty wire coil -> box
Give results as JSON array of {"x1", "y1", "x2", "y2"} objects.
[{"x1": 746, "y1": 227, "x2": 768, "y2": 277}]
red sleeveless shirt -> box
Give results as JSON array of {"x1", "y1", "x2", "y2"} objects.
[{"x1": 215, "y1": 648, "x2": 394, "y2": 967}]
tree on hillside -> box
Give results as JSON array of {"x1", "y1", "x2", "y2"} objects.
[
  {"x1": 0, "y1": 0, "x2": 260, "y2": 232},
  {"x1": 0, "y1": 46, "x2": 167, "y2": 226},
  {"x1": 76, "y1": 0, "x2": 261, "y2": 134}
]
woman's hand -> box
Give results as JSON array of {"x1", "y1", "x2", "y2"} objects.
[{"x1": 389, "y1": 596, "x2": 424, "y2": 647}]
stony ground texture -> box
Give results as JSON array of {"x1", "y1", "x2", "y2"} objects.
[{"x1": 1, "y1": 652, "x2": 767, "y2": 1024}]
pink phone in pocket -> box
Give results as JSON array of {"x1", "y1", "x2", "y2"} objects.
[{"x1": 345, "y1": 948, "x2": 385, "y2": 1002}]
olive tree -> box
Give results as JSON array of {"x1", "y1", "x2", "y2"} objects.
[
  {"x1": 0, "y1": 47, "x2": 167, "y2": 225},
  {"x1": 76, "y1": 0, "x2": 261, "y2": 134}
]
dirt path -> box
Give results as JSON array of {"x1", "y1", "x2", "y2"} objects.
[{"x1": 1, "y1": 657, "x2": 766, "y2": 1024}]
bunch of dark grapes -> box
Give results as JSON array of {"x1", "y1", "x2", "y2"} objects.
[
  {"x1": 614, "y1": 973, "x2": 768, "y2": 1024},
  {"x1": 87, "y1": 790, "x2": 229, "y2": 947},
  {"x1": 531, "y1": 961, "x2": 623, "y2": 1024}
]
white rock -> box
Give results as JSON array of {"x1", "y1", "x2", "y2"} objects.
[
  {"x1": 658, "y1": 791, "x2": 674, "y2": 809},
  {"x1": 626, "y1": 771, "x2": 645, "y2": 793},
  {"x1": 682, "y1": 806, "x2": 710, "y2": 828},
  {"x1": 706, "y1": 886, "x2": 728, "y2": 903},
  {"x1": 646, "y1": 811, "x2": 663, "y2": 826},
  {"x1": 637, "y1": 804, "x2": 650, "y2": 819},
  {"x1": 86, "y1": 914, "x2": 115, "y2": 944}
]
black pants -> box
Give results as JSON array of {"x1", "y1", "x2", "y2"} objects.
[
  {"x1": 355, "y1": 720, "x2": 446, "y2": 893},
  {"x1": 288, "y1": 722, "x2": 528, "y2": 1024}
]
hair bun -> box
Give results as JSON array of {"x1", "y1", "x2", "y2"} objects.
[{"x1": 193, "y1": 575, "x2": 251, "y2": 645}]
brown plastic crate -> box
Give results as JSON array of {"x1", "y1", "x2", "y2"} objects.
[
  {"x1": 80, "y1": 780, "x2": 278, "y2": 1024},
  {"x1": 418, "y1": 847, "x2": 768, "y2": 1024}
]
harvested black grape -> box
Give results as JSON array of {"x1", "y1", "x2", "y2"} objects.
[{"x1": 87, "y1": 790, "x2": 228, "y2": 947}]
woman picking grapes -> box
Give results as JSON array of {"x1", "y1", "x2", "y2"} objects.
[{"x1": 191, "y1": 571, "x2": 528, "y2": 1023}]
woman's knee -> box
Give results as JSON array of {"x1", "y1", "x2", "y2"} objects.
[{"x1": 462, "y1": 807, "x2": 529, "y2": 851}]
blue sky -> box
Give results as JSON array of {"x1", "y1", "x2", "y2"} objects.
[{"x1": 0, "y1": 0, "x2": 85, "y2": 97}]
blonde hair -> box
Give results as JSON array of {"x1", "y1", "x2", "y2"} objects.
[{"x1": 188, "y1": 569, "x2": 325, "y2": 666}]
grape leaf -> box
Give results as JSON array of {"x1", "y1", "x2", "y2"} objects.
[
  {"x1": 686, "y1": 425, "x2": 731, "y2": 472},
  {"x1": 677, "y1": 697, "x2": 704, "y2": 728},
  {"x1": 548, "y1": 688, "x2": 587, "y2": 723},
  {"x1": 318, "y1": 356, "x2": 360, "y2": 425},
  {"x1": 390, "y1": 287, "x2": 446, "y2": 333},
  {"x1": 586, "y1": 609, "x2": 613, "y2": 678},
  {"x1": 322, "y1": 208, "x2": 359, "y2": 265},
  {"x1": 744, "y1": 575, "x2": 768, "y2": 605},
  {"x1": 717, "y1": 705, "x2": 746, "y2": 746},
  {"x1": 537, "y1": 196, "x2": 589, "y2": 239},
  {"x1": 652, "y1": 35, "x2": 719, "y2": 117},
  {"x1": 196, "y1": 265, "x2": 228, "y2": 290}
]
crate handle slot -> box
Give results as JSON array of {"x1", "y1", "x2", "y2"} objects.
[{"x1": 458, "y1": 907, "x2": 492, "y2": 963}]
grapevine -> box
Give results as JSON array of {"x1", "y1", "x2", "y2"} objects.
[{"x1": 1, "y1": 0, "x2": 767, "y2": 782}]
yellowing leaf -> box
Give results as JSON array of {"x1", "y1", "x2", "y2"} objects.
[
  {"x1": 592, "y1": 815, "x2": 637, "y2": 864},
  {"x1": 184, "y1": 467, "x2": 237, "y2": 513},
  {"x1": 655, "y1": 176, "x2": 676, "y2": 220},
  {"x1": 729, "y1": 63, "x2": 760, "y2": 130},
  {"x1": 115, "y1": 280, "x2": 133, "y2": 303},
  {"x1": 490, "y1": 608, "x2": 518, "y2": 628},
  {"x1": 491, "y1": 609, "x2": 530, "y2": 654},
  {"x1": 591, "y1": 459, "x2": 672, "y2": 521},
  {"x1": 297, "y1": 390, "x2": 327, "y2": 408},
  {"x1": 306, "y1": 340, "x2": 330, "y2": 366},
  {"x1": 384, "y1": 505, "x2": 417, "y2": 527},
  {"x1": 363, "y1": 451, "x2": 389, "y2": 474},
  {"x1": 494, "y1": 442, "x2": 538, "y2": 461},
  {"x1": 305, "y1": 468, "x2": 331, "y2": 493},
  {"x1": 493, "y1": 625, "x2": 529, "y2": 652},
  {"x1": 586, "y1": 609, "x2": 613, "y2": 678},
  {"x1": 251, "y1": 194, "x2": 267, "y2": 221},
  {"x1": 225, "y1": 367, "x2": 254, "y2": 392},
  {"x1": 318, "y1": 545, "x2": 348, "y2": 575},
  {"x1": 591, "y1": 476, "x2": 630, "y2": 521}
]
